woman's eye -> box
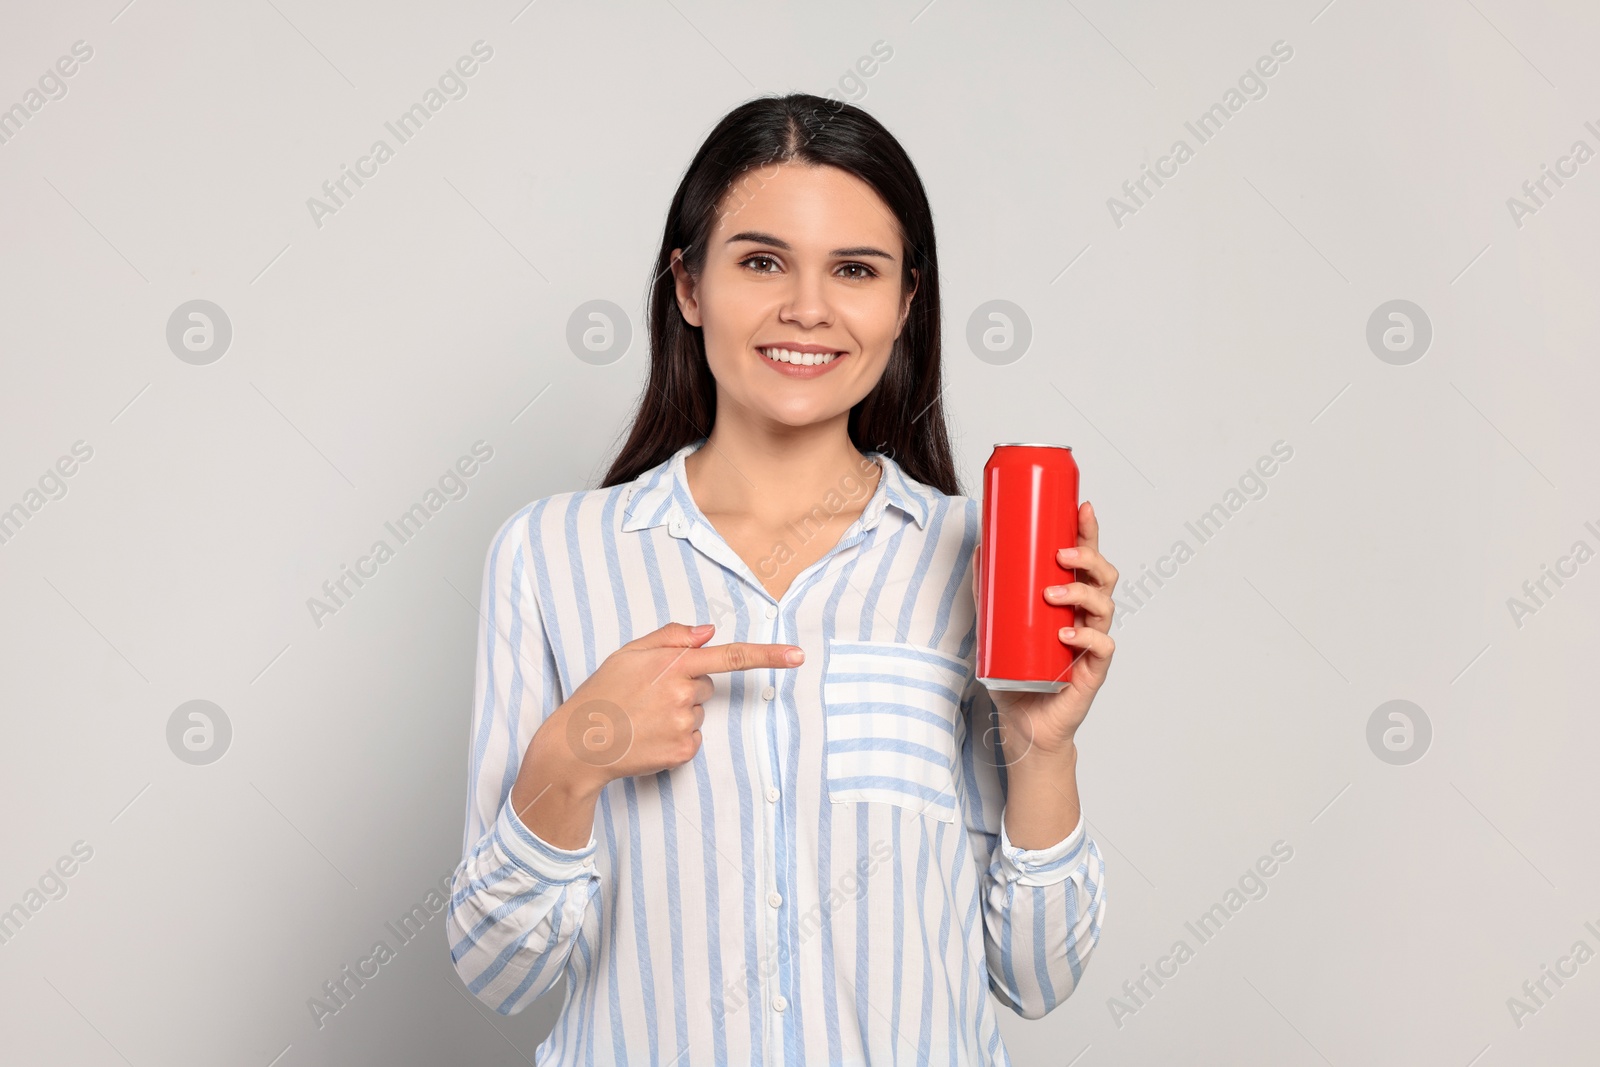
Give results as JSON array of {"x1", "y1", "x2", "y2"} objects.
[
  {"x1": 743, "y1": 255, "x2": 779, "y2": 273},
  {"x1": 838, "y1": 262, "x2": 877, "y2": 280}
]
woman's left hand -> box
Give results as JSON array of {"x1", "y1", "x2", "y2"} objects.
[{"x1": 970, "y1": 500, "x2": 1118, "y2": 762}]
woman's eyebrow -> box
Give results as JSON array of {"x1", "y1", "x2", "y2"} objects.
[{"x1": 725, "y1": 230, "x2": 896, "y2": 261}]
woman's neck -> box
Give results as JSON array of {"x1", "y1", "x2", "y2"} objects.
[{"x1": 682, "y1": 416, "x2": 880, "y2": 528}]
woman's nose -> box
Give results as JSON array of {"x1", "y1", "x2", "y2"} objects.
[{"x1": 778, "y1": 271, "x2": 833, "y2": 327}]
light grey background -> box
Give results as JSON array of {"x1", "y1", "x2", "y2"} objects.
[{"x1": 2, "y1": 0, "x2": 1596, "y2": 1064}]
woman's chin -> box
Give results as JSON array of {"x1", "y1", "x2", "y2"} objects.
[{"x1": 750, "y1": 400, "x2": 852, "y2": 431}]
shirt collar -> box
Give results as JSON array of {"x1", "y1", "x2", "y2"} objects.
[{"x1": 619, "y1": 437, "x2": 934, "y2": 535}]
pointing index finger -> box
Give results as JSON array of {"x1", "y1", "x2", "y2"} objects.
[{"x1": 679, "y1": 641, "x2": 804, "y2": 676}]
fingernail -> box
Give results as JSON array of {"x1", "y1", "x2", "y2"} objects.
[
  {"x1": 692, "y1": 623, "x2": 714, "y2": 634},
  {"x1": 784, "y1": 648, "x2": 805, "y2": 665},
  {"x1": 1060, "y1": 548, "x2": 1079, "y2": 561},
  {"x1": 1060, "y1": 627, "x2": 1076, "y2": 639}
]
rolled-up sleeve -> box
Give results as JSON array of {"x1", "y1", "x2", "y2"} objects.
[
  {"x1": 960, "y1": 673, "x2": 1107, "y2": 1020},
  {"x1": 445, "y1": 506, "x2": 601, "y2": 1015}
]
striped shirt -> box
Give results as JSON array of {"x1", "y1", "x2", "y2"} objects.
[{"x1": 448, "y1": 438, "x2": 1106, "y2": 1065}]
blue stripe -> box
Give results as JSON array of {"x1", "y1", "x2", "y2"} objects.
[
  {"x1": 828, "y1": 776, "x2": 957, "y2": 808},
  {"x1": 890, "y1": 811, "x2": 905, "y2": 1058},
  {"x1": 932, "y1": 820, "x2": 959, "y2": 1067},
  {"x1": 957, "y1": 500, "x2": 981, "y2": 661},
  {"x1": 815, "y1": 715, "x2": 843, "y2": 1067},
  {"x1": 827, "y1": 736, "x2": 953, "y2": 766},
  {"x1": 467, "y1": 503, "x2": 532, "y2": 852},
  {"x1": 717, "y1": 568, "x2": 764, "y2": 1067},
  {"x1": 894, "y1": 493, "x2": 947, "y2": 641},
  {"x1": 492, "y1": 903, "x2": 563, "y2": 1011},
  {"x1": 825, "y1": 671, "x2": 962, "y2": 706},
  {"x1": 614, "y1": 775, "x2": 647, "y2": 1066},
  {"x1": 915, "y1": 823, "x2": 935, "y2": 1062},
  {"x1": 823, "y1": 536, "x2": 875, "y2": 1065},
  {"x1": 828, "y1": 640, "x2": 969, "y2": 679},
  {"x1": 489, "y1": 531, "x2": 525, "y2": 844},
  {"x1": 853, "y1": 803, "x2": 872, "y2": 1057},
  {"x1": 827, "y1": 701, "x2": 958, "y2": 736},
  {"x1": 928, "y1": 500, "x2": 976, "y2": 651},
  {"x1": 1031, "y1": 884, "x2": 1056, "y2": 1014},
  {"x1": 998, "y1": 887, "x2": 1019, "y2": 1025},
  {"x1": 672, "y1": 537, "x2": 712, "y2": 1059}
]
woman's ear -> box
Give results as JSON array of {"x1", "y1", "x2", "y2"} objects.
[
  {"x1": 669, "y1": 248, "x2": 702, "y2": 327},
  {"x1": 895, "y1": 267, "x2": 920, "y2": 336}
]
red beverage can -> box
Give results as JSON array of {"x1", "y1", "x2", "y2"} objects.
[{"x1": 976, "y1": 443, "x2": 1080, "y2": 692}]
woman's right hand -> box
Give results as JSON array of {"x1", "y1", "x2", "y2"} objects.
[{"x1": 524, "y1": 621, "x2": 804, "y2": 799}]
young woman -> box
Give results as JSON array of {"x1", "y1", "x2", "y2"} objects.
[{"x1": 448, "y1": 93, "x2": 1118, "y2": 1065}]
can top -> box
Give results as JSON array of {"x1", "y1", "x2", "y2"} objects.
[{"x1": 993, "y1": 442, "x2": 1072, "y2": 450}]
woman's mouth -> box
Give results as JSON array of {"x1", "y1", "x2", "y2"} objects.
[{"x1": 757, "y1": 346, "x2": 848, "y2": 378}]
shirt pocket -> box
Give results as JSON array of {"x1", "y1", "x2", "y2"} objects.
[{"x1": 821, "y1": 639, "x2": 971, "y2": 824}]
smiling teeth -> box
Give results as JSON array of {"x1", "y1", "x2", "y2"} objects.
[{"x1": 761, "y1": 347, "x2": 839, "y2": 366}]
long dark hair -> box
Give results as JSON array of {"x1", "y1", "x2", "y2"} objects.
[{"x1": 599, "y1": 92, "x2": 960, "y2": 497}]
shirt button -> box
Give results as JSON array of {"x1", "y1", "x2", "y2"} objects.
[
  {"x1": 765, "y1": 604, "x2": 777, "y2": 619},
  {"x1": 766, "y1": 787, "x2": 780, "y2": 803},
  {"x1": 582, "y1": 857, "x2": 594, "y2": 869},
  {"x1": 773, "y1": 994, "x2": 787, "y2": 1012},
  {"x1": 669, "y1": 516, "x2": 687, "y2": 537},
  {"x1": 761, "y1": 685, "x2": 775, "y2": 701},
  {"x1": 767, "y1": 891, "x2": 782, "y2": 908}
]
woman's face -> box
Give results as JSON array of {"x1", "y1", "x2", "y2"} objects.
[{"x1": 671, "y1": 162, "x2": 917, "y2": 432}]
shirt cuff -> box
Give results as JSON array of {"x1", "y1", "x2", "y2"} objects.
[
  {"x1": 995, "y1": 810, "x2": 1088, "y2": 887},
  {"x1": 493, "y1": 793, "x2": 599, "y2": 884}
]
